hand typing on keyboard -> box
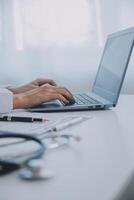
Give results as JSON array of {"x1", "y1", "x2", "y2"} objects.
[
  {"x1": 60, "y1": 89, "x2": 75, "y2": 106},
  {"x1": 10, "y1": 78, "x2": 75, "y2": 109},
  {"x1": 62, "y1": 98, "x2": 75, "y2": 106}
]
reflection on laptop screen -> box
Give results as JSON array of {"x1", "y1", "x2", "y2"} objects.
[{"x1": 93, "y1": 32, "x2": 134, "y2": 104}]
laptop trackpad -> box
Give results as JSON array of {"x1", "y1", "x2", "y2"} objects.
[{"x1": 32, "y1": 100, "x2": 63, "y2": 109}]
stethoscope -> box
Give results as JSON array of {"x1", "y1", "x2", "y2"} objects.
[{"x1": 0, "y1": 132, "x2": 80, "y2": 181}]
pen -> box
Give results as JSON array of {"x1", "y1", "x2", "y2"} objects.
[
  {"x1": 52, "y1": 117, "x2": 84, "y2": 131},
  {"x1": 0, "y1": 116, "x2": 48, "y2": 123}
]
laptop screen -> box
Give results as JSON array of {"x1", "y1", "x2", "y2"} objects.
[{"x1": 92, "y1": 29, "x2": 134, "y2": 104}]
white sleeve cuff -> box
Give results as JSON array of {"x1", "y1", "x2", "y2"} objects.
[{"x1": 0, "y1": 88, "x2": 13, "y2": 113}]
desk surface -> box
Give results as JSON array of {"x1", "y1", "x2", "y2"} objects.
[{"x1": 1, "y1": 95, "x2": 134, "y2": 200}]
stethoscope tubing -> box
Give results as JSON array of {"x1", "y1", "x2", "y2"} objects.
[
  {"x1": 0, "y1": 132, "x2": 80, "y2": 176},
  {"x1": 0, "y1": 132, "x2": 46, "y2": 162}
]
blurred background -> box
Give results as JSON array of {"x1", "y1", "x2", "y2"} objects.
[{"x1": 0, "y1": 0, "x2": 134, "y2": 93}]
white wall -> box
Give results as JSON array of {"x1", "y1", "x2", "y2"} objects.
[{"x1": 0, "y1": 0, "x2": 134, "y2": 93}]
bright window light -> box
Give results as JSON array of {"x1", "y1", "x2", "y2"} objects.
[{"x1": 13, "y1": 0, "x2": 95, "y2": 49}]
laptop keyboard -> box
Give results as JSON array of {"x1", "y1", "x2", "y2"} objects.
[{"x1": 74, "y1": 93, "x2": 100, "y2": 105}]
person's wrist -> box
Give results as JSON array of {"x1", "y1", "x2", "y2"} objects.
[
  {"x1": 8, "y1": 85, "x2": 35, "y2": 94},
  {"x1": 13, "y1": 95, "x2": 25, "y2": 109},
  {"x1": 7, "y1": 86, "x2": 19, "y2": 94}
]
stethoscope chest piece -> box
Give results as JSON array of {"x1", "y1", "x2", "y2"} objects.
[{"x1": 18, "y1": 159, "x2": 54, "y2": 181}]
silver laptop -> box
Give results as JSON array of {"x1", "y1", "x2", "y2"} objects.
[{"x1": 29, "y1": 27, "x2": 134, "y2": 112}]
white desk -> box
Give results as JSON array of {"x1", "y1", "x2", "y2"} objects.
[{"x1": 1, "y1": 95, "x2": 134, "y2": 200}]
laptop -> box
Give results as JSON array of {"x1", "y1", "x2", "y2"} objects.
[{"x1": 29, "y1": 27, "x2": 134, "y2": 112}]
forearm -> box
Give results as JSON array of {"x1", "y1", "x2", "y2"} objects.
[
  {"x1": 13, "y1": 93, "x2": 35, "y2": 109},
  {"x1": 7, "y1": 78, "x2": 57, "y2": 94},
  {"x1": 7, "y1": 85, "x2": 32, "y2": 94},
  {"x1": 13, "y1": 92, "x2": 39, "y2": 109}
]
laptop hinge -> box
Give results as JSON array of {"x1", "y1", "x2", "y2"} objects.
[{"x1": 90, "y1": 92, "x2": 113, "y2": 106}]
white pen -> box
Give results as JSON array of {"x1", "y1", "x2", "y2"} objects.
[{"x1": 52, "y1": 117, "x2": 84, "y2": 131}]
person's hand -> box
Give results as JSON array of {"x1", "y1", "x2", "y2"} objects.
[
  {"x1": 13, "y1": 84, "x2": 75, "y2": 109},
  {"x1": 8, "y1": 78, "x2": 57, "y2": 94}
]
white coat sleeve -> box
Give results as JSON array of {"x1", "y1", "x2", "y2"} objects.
[{"x1": 0, "y1": 88, "x2": 13, "y2": 113}]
